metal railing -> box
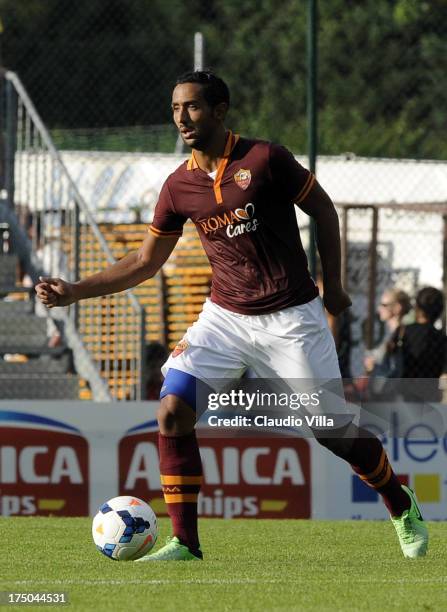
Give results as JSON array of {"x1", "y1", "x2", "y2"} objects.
[{"x1": 1, "y1": 70, "x2": 146, "y2": 400}]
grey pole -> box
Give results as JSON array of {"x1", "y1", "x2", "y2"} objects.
[
  {"x1": 307, "y1": 0, "x2": 318, "y2": 278},
  {"x1": 4, "y1": 79, "x2": 17, "y2": 209},
  {"x1": 175, "y1": 32, "x2": 205, "y2": 154},
  {"x1": 194, "y1": 32, "x2": 204, "y2": 71}
]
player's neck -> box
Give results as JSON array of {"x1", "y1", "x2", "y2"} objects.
[{"x1": 192, "y1": 127, "x2": 228, "y2": 173}]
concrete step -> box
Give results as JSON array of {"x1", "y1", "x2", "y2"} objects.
[{"x1": 0, "y1": 373, "x2": 80, "y2": 399}]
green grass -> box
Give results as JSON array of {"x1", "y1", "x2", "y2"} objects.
[{"x1": 0, "y1": 518, "x2": 445, "y2": 611}]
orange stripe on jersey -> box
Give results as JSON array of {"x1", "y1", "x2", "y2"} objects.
[
  {"x1": 186, "y1": 131, "x2": 240, "y2": 205},
  {"x1": 163, "y1": 493, "x2": 198, "y2": 504},
  {"x1": 160, "y1": 475, "x2": 203, "y2": 485},
  {"x1": 294, "y1": 173, "x2": 316, "y2": 203},
  {"x1": 148, "y1": 225, "x2": 182, "y2": 238},
  {"x1": 213, "y1": 131, "x2": 240, "y2": 205},
  {"x1": 187, "y1": 153, "x2": 199, "y2": 170}
]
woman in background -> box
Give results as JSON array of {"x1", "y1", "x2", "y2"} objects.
[{"x1": 364, "y1": 288, "x2": 412, "y2": 375}]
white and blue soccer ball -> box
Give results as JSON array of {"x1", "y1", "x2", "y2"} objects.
[{"x1": 92, "y1": 495, "x2": 158, "y2": 561}]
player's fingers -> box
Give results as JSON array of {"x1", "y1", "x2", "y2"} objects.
[
  {"x1": 39, "y1": 276, "x2": 59, "y2": 284},
  {"x1": 39, "y1": 294, "x2": 57, "y2": 304},
  {"x1": 325, "y1": 299, "x2": 350, "y2": 316},
  {"x1": 36, "y1": 287, "x2": 57, "y2": 302},
  {"x1": 330, "y1": 293, "x2": 352, "y2": 315},
  {"x1": 35, "y1": 283, "x2": 49, "y2": 293},
  {"x1": 35, "y1": 286, "x2": 53, "y2": 298},
  {"x1": 35, "y1": 280, "x2": 55, "y2": 292},
  {"x1": 36, "y1": 283, "x2": 54, "y2": 294}
]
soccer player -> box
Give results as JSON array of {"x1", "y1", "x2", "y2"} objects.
[{"x1": 36, "y1": 70, "x2": 428, "y2": 561}]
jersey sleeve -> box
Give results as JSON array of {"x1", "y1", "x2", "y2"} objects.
[
  {"x1": 269, "y1": 143, "x2": 316, "y2": 204},
  {"x1": 149, "y1": 180, "x2": 187, "y2": 238}
]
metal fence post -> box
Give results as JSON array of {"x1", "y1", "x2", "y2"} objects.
[
  {"x1": 138, "y1": 307, "x2": 146, "y2": 401},
  {"x1": 366, "y1": 206, "x2": 379, "y2": 349},
  {"x1": 72, "y1": 199, "x2": 80, "y2": 329},
  {"x1": 307, "y1": 0, "x2": 318, "y2": 278},
  {"x1": 341, "y1": 206, "x2": 348, "y2": 291},
  {"x1": 4, "y1": 78, "x2": 17, "y2": 209},
  {"x1": 158, "y1": 268, "x2": 169, "y2": 347}
]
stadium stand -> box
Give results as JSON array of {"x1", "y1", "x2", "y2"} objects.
[
  {"x1": 2, "y1": 71, "x2": 213, "y2": 400},
  {"x1": 68, "y1": 220, "x2": 211, "y2": 398},
  {"x1": 0, "y1": 254, "x2": 21, "y2": 295},
  {"x1": 0, "y1": 245, "x2": 80, "y2": 400},
  {"x1": 95, "y1": 221, "x2": 212, "y2": 350}
]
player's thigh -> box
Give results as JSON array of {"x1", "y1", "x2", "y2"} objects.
[
  {"x1": 161, "y1": 299, "x2": 249, "y2": 382},
  {"x1": 251, "y1": 297, "x2": 348, "y2": 419},
  {"x1": 253, "y1": 297, "x2": 341, "y2": 379}
]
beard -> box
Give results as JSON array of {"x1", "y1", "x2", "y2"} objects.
[{"x1": 179, "y1": 123, "x2": 216, "y2": 151}]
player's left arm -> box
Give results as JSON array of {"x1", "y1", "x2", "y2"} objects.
[{"x1": 297, "y1": 180, "x2": 352, "y2": 316}]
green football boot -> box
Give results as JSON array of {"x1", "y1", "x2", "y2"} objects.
[
  {"x1": 391, "y1": 485, "x2": 428, "y2": 558},
  {"x1": 135, "y1": 536, "x2": 202, "y2": 561}
]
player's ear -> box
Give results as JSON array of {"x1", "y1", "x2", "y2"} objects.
[{"x1": 213, "y1": 102, "x2": 228, "y2": 122}]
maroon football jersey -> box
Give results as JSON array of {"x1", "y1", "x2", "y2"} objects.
[{"x1": 150, "y1": 131, "x2": 318, "y2": 314}]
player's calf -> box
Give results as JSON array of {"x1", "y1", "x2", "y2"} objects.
[
  {"x1": 151, "y1": 372, "x2": 203, "y2": 561},
  {"x1": 157, "y1": 394, "x2": 196, "y2": 435}
]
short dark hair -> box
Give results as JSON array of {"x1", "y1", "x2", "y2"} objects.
[
  {"x1": 416, "y1": 287, "x2": 444, "y2": 323},
  {"x1": 175, "y1": 70, "x2": 230, "y2": 109}
]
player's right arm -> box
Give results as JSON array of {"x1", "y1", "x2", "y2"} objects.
[
  {"x1": 35, "y1": 232, "x2": 179, "y2": 308},
  {"x1": 269, "y1": 143, "x2": 351, "y2": 316}
]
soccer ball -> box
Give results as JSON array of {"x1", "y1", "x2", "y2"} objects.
[{"x1": 92, "y1": 496, "x2": 158, "y2": 561}]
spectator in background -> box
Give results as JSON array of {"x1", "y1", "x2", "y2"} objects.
[
  {"x1": 145, "y1": 341, "x2": 169, "y2": 400},
  {"x1": 364, "y1": 288, "x2": 412, "y2": 375},
  {"x1": 390, "y1": 287, "x2": 446, "y2": 402}
]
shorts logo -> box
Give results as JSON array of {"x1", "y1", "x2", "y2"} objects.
[
  {"x1": 172, "y1": 339, "x2": 189, "y2": 358},
  {"x1": 234, "y1": 169, "x2": 251, "y2": 190}
]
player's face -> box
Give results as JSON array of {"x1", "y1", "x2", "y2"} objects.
[{"x1": 172, "y1": 83, "x2": 223, "y2": 150}]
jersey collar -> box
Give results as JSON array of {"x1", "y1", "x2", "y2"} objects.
[{"x1": 187, "y1": 130, "x2": 240, "y2": 204}]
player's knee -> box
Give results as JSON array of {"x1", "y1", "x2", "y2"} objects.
[
  {"x1": 157, "y1": 395, "x2": 195, "y2": 435},
  {"x1": 314, "y1": 424, "x2": 356, "y2": 459},
  {"x1": 317, "y1": 436, "x2": 353, "y2": 458}
]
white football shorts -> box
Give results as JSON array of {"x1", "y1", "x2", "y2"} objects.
[{"x1": 162, "y1": 296, "x2": 349, "y2": 418}]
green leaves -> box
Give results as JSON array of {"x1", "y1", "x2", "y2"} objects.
[{"x1": 2, "y1": 0, "x2": 445, "y2": 157}]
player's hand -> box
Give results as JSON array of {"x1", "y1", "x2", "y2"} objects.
[
  {"x1": 35, "y1": 276, "x2": 78, "y2": 308},
  {"x1": 323, "y1": 285, "x2": 352, "y2": 316}
]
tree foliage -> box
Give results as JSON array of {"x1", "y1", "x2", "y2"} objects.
[{"x1": 0, "y1": 0, "x2": 445, "y2": 158}]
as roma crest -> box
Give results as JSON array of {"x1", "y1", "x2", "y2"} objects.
[
  {"x1": 172, "y1": 339, "x2": 189, "y2": 358},
  {"x1": 234, "y1": 168, "x2": 251, "y2": 190}
]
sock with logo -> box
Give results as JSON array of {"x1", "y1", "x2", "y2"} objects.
[
  {"x1": 317, "y1": 427, "x2": 410, "y2": 517},
  {"x1": 158, "y1": 431, "x2": 203, "y2": 557},
  {"x1": 347, "y1": 433, "x2": 410, "y2": 516}
]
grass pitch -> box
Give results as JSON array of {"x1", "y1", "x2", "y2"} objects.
[{"x1": 0, "y1": 518, "x2": 445, "y2": 611}]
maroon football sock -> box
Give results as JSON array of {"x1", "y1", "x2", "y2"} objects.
[
  {"x1": 345, "y1": 431, "x2": 410, "y2": 516},
  {"x1": 317, "y1": 427, "x2": 410, "y2": 516},
  {"x1": 158, "y1": 432, "x2": 202, "y2": 555}
]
